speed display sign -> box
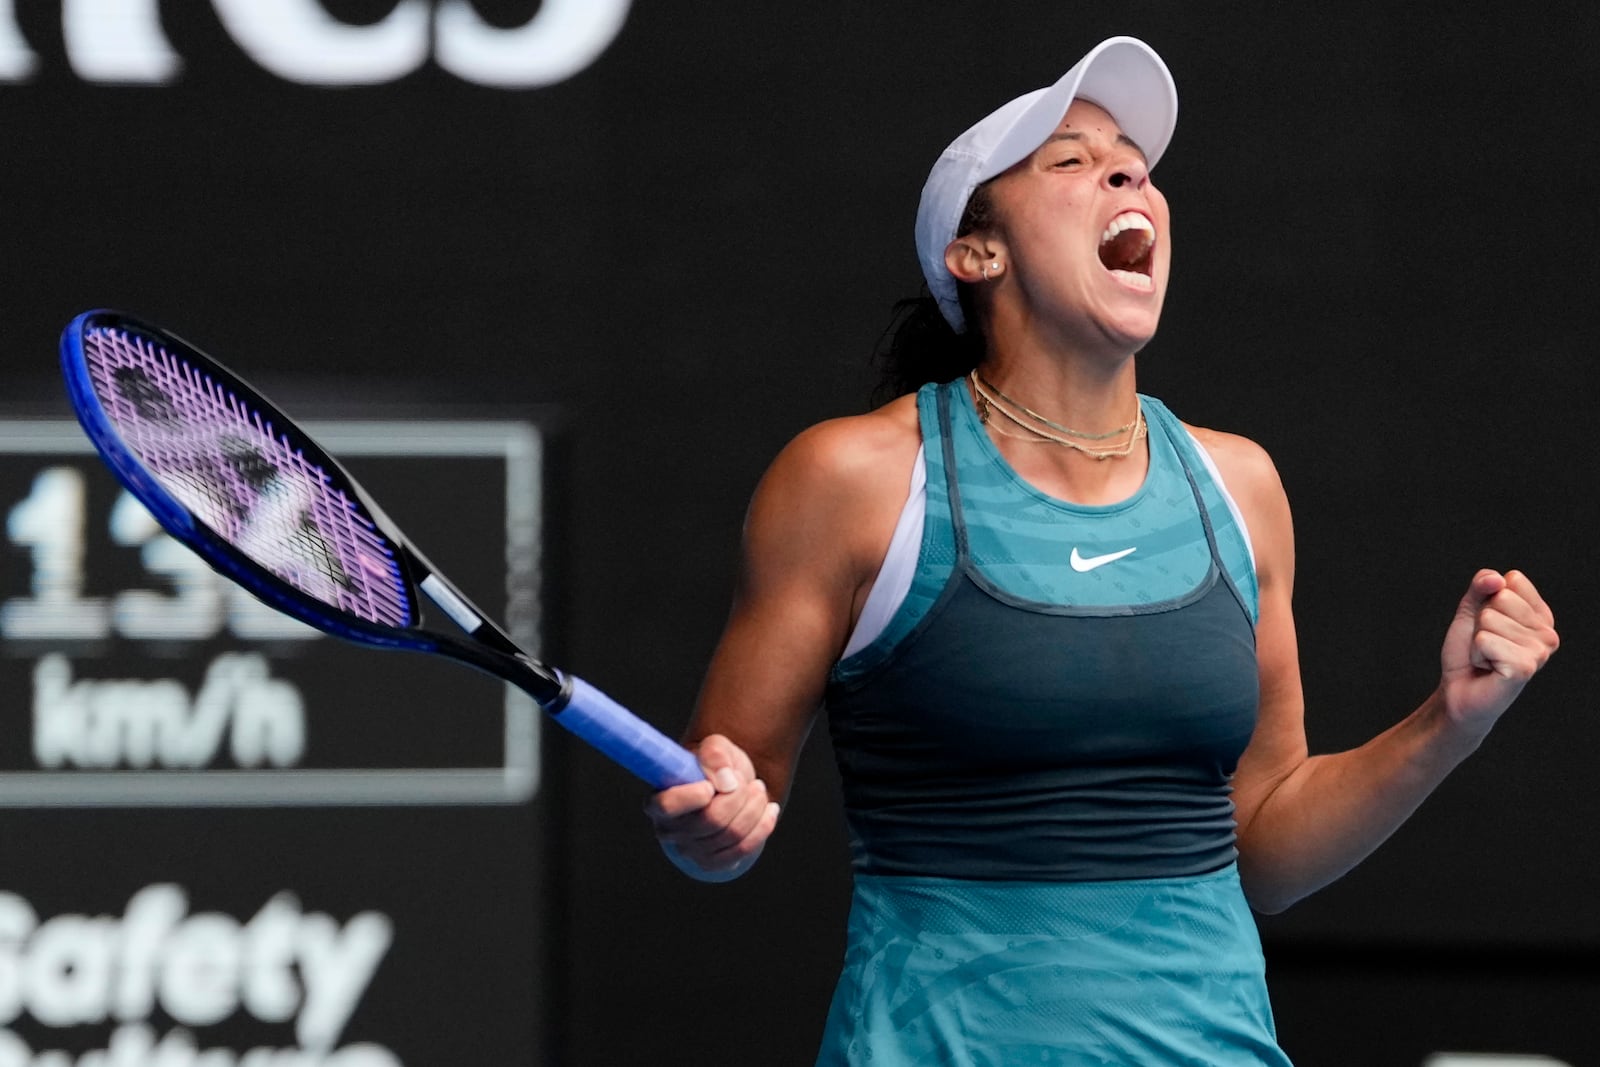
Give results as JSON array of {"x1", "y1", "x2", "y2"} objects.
[{"x1": 0, "y1": 416, "x2": 543, "y2": 806}]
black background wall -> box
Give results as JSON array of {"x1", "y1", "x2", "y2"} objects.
[{"x1": 1, "y1": 2, "x2": 1595, "y2": 1064}]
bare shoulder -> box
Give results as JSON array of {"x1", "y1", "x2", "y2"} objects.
[
  {"x1": 1182, "y1": 422, "x2": 1287, "y2": 512},
  {"x1": 741, "y1": 393, "x2": 922, "y2": 587},
  {"x1": 760, "y1": 393, "x2": 922, "y2": 509},
  {"x1": 1183, "y1": 421, "x2": 1295, "y2": 587}
]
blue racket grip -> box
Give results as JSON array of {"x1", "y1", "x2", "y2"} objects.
[{"x1": 550, "y1": 675, "x2": 706, "y2": 789}]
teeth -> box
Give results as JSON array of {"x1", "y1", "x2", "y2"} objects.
[
  {"x1": 1109, "y1": 269, "x2": 1154, "y2": 291},
  {"x1": 1100, "y1": 211, "x2": 1154, "y2": 246}
]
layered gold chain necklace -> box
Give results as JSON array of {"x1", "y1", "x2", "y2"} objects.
[{"x1": 969, "y1": 370, "x2": 1147, "y2": 460}]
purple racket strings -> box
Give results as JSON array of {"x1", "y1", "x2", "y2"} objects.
[{"x1": 81, "y1": 326, "x2": 414, "y2": 629}]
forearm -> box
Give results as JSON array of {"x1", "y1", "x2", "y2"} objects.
[{"x1": 1235, "y1": 687, "x2": 1489, "y2": 914}]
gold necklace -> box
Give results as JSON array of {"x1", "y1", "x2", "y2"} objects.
[
  {"x1": 971, "y1": 370, "x2": 1136, "y2": 440},
  {"x1": 970, "y1": 373, "x2": 1146, "y2": 460}
]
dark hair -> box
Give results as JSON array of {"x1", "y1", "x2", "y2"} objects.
[{"x1": 870, "y1": 182, "x2": 998, "y2": 406}]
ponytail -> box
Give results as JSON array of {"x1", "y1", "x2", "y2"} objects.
[
  {"x1": 869, "y1": 295, "x2": 985, "y2": 406},
  {"x1": 869, "y1": 181, "x2": 998, "y2": 407}
]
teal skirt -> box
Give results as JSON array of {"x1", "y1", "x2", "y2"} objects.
[{"x1": 815, "y1": 865, "x2": 1294, "y2": 1066}]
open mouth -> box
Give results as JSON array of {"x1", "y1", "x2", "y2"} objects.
[{"x1": 1098, "y1": 211, "x2": 1156, "y2": 291}]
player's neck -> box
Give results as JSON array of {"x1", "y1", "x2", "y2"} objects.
[{"x1": 973, "y1": 353, "x2": 1140, "y2": 434}]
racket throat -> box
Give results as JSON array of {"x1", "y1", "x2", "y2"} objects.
[
  {"x1": 542, "y1": 673, "x2": 580, "y2": 714},
  {"x1": 511, "y1": 654, "x2": 567, "y2": 707}
]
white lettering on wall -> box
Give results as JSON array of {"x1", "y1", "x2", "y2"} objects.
[
  {"x1": 2, "y1": 469, "x2": 319, "y2": 643},
  {"x1": 0, "y1": 1027, "x2": 403, "y2": 1066},
  {"x1": 63, "y1": 0, "x2": 179, "y2": 82},
  {"x1": 434, "y1": 0, "x2": 634, "y2": 88},
  {"x1": 2, "y1": 468, "x2": 108, "y2": 641},
  {"x1": 0, "y1": 0, "x2": 633, "y2": 86},
  {"x1": 33, "y1": 653, "x2": 307, "y2": 769},
  {"x1": 0, "y1": 887, "x2": 397, "y2": 1063},
  {"x1": 0, "y1": 1, "x2": 36, "y2": 79},
  {"x1": 210, "y1": 0, "x2": 431, "y2": 86}
]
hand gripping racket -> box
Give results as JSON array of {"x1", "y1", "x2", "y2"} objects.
[{"x1": 60, "y1": 310, "x2": 705, "y2": 790}]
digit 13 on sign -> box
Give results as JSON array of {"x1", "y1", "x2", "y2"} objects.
[{"x1": 2, "y1": 465, "x2": 319, "y2": 642}]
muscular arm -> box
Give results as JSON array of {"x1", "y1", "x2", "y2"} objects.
[
  {"x1": 646, "y1": 399, "x2": 922, "y2": 880},
  {"x1": 1194, "y1": 429, "x2": 1559, "y2": 914}
]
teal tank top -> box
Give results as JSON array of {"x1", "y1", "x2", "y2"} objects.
[{"x1": 823, "y1": 380, "x2": 1260, "y2": 881}]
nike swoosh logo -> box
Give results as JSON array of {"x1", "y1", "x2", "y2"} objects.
[{"x1": 1070, "y1": 546, "x2": 1137, "y2": 572}]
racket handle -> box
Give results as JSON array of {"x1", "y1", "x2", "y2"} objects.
[{"x1": 550, "y1": 675, "x2": 706, "y2": 789}]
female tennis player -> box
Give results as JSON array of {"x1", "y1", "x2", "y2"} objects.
[{"x1": 645, "y1": 36, "x2": 1559, "y2": 1064}]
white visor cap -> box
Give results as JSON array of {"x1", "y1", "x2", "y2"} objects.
[{"x1": 914, "y1": 36, "x2": 1177, "y2": 333}]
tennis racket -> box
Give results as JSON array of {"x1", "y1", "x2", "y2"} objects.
[{"x1": 60, "y1": 309, "x2": 705, "y2": 790}]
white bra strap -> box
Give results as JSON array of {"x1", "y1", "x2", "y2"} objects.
[{"x1": 839, "y1": 445, "x2": 926, "y2": 659}]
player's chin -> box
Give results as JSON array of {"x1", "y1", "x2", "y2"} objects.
[{"x1": 1094, "y1": 305, "x2": 1164, "y2": 351}]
